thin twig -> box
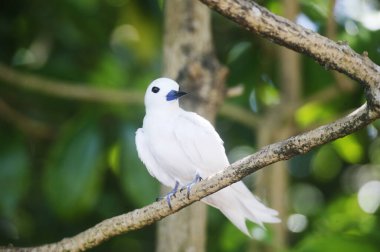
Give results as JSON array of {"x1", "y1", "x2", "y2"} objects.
[
  {"x1": 0, "y1": 63, "x2": 144, "y2": 105},
  {"x1": 0, "y1": 64, "x2": 260, "y2": 128}
]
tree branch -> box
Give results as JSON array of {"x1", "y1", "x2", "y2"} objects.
[
  {"x1": 0, "y1": 98, "x2": 54, "y2": 139},
  {"x1": 219, "y1": 103, "x2": 260, "y2": 127},
  {"x1": 0, "y1": 63, "x2": 144, "y2": 105},
  {"x1": 3, "y1": 103, "x2": 377, "y2": 252},
  {"x1": 198, "y1": 0, "x2": 380, "y2": 110}
]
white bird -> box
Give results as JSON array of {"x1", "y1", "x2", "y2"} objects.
[{"x1": 135, "y1": 77, "x2": 280, "y2": 236}]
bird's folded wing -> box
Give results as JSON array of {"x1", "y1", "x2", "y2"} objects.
[
  {"x1": 135, "y1": 128, "x2": 173, "y2": 187},
  {"x1": 173, "y1": 112, "x2": 230, "y2": 178}
]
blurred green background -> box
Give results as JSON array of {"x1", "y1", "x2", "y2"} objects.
[{"x1": 1, "y1": 0, "x2": 380, "y2": 251}]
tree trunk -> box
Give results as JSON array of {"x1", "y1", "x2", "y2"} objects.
[
  {"x1": 271, "y1": 0, "x2": 301, "y2": 249},
  {"x1": 157, "y1": 1, "x2": 226, "y2": 251},
  {"x1": 252, "y1": 0, "x2": 300, "y2": 251}
]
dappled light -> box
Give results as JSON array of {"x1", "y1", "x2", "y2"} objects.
[
  {"x1": 358, "y1": 180, "x2": 380, "y2": 214},
  {"x1": 287, "y1": 214, "x2": 308, "y2": 233}
]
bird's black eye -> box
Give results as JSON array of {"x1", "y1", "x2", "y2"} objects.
[{"x1": 152, "y1": 86, "x2": 160, "y2": 93}]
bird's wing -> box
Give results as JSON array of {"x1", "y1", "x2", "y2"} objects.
[
  {"x1": 173, "y1": 111, "x2": 230, "y2": 178},
  {"x1": 135, "y1": 128, "x2": 174, "y2": 187}
]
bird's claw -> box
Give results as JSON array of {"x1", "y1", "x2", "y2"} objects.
[
  {"x1": 156, "y1": 181, "x2": 179, "y2": 210},
  {"x1": 182, "y1": 174, "x2": 202, "y2": 199}
]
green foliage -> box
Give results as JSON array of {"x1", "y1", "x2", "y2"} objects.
[
  {"x1": 89, "y1": 53, "x2": 130, "y2": 88},
  {"x1": 295, "y1": 102, "x2": 334, "y2": 128},
  {"x1": 0, "y1": 134, "x2": 29, "y2": 218},
  {"x1": 293, "y1": 235, "x2": 378, "y2": 252},
  {"x1": 43, "y1": 118, "x2": 105, "y2": 219},
  {"x1": 292, "y1": 196, "x2": 380, "y2": 252},
  {"x1": 319, "y1": 196, "x2": 377, "y2": 235},
  {"x1": 311, "y1": 145, "x2": 342, "y2": 182},
  {"x1": 368, "y1": 137, "x2": 380, "y2": 164},
  {"x1": 220, "y1": 221, "x2": 247, "y2": 251},
  {"x1": 300, "y1": 0, "x2": 329, "y2": 19},
  {"x1": 332, "y1": 135, "x2": 364, "y2": 164}
]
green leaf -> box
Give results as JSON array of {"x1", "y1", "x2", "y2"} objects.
[
  {"x1": 332, "y1": 134, "x2": 363, "y2": 163},
  {"x1": 0, "y1": 137, "x2": 29, "y2": 218},
  {"x1": 368, "y1": 137, "x2": 380, "y2": 164},
  {"x1": 267, "y1": 1, "x2": 282, "y2": 15},
  {"x1": 43, "y1": 119, "x2": 104, "y2": 219},
  {"x1": 295, "y1": 102, "x2": 334, "y2": 128},
  {"x1": 227, "y1": 42, "x2": 251, "y2": 64},
  {"x1": 311, "y1": 145, "x2": 342, "y2": 182},
  {"x1": 257, "y1": 84, "x2": 280, "y2": 106},
  {"x1": 300, "y1": 0, "x2": 329, "y2": 19},
  {"x1": 89, "y1": 53, "x2": 128, "y2": 88}
]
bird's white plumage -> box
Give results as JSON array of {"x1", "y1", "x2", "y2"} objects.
[{"x1": 135, "y1": 78, "x2": 280, "y2": 236}]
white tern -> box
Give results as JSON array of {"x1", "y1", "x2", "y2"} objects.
[{"x1": 135, "y1": 77, "x2": 280, "y2": 236}]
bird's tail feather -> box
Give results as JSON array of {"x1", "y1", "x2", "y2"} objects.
[{"x1": 202, "y1": 181, "x2": 280, "y2": 236}]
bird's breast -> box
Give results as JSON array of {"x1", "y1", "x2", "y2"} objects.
[{"x1": 143, "y1": 116, "x2": 196, "y2": 184}]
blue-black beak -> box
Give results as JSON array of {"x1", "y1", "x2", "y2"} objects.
[{"x1": 166, "y1": 90, "x2": 187, "y2": 101}]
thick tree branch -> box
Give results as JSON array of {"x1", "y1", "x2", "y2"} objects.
[
  {"x1": 198, "y1": 0, "x2": 380, "y2": 110},
  {"x1": 3, "y1": 103, "x2": 377, "y2": 252}
]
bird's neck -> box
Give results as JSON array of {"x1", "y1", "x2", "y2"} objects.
[
  {"x1": 145, "y1": 103, "x2": 182, "y2": 116},
  {"x1": 143, "y1": 107, "x2": 182, "y2": 130}
]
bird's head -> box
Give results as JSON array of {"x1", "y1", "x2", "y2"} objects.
[{"x1": 144, "y1": 78, "x2": 187, "y2": 112}]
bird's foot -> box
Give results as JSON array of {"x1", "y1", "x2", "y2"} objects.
[
  {"x1": 156, "y1": 181, "x2": 179, "y2": 210},
  {"x1": 181, "y1": 174, "x2": 202, "y2": 199}
]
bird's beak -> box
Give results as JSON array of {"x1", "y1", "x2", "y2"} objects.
[{"x1": 166, "y1": 90, "x2": 188, "y2": 101}]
